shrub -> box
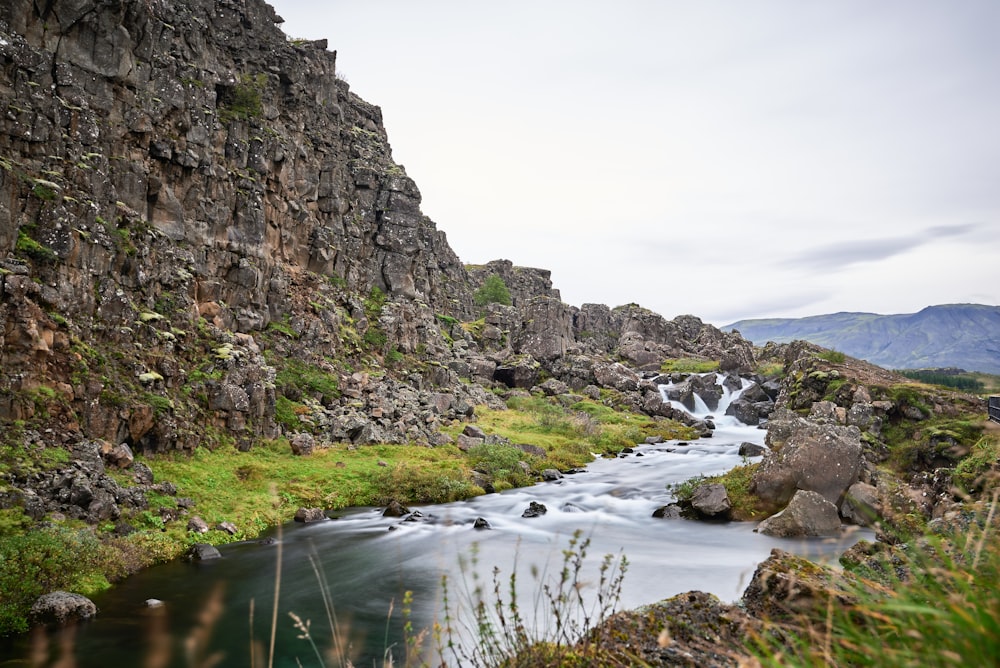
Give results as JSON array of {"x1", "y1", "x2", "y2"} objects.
[
  {"x1": 954, "y1": 438, "x2": 1000, "y2": 493},
  {"x1": 221, "y1": 73, "x2": 267, "y2": 122},
  {"x1": 0, "y1": 526, "x2": 113, "y2": 635},
  {"x1": 371, "y1": 463, "x2": 479, "y2": 504},
  {"x1": 473, "y1": 274, "x2": 512, "y2": 308},
  {"x1": 467, "y1": 443, "x2": 535, "y2": 489}
]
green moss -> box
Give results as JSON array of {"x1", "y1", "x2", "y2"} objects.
[{"x1": 15, "y1": 229, "x2": 56, "y2": 262}]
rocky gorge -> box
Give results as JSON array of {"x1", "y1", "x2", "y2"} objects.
[{"x1": 1, "y1": 0, "x2": 997, "y2": 664}]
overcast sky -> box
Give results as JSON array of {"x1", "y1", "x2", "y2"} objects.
[{"x1": 267, "y1": 1, "x2": 999, "y2": 326}]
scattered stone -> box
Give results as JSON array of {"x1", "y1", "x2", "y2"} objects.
[
  {"x1": 29, "y1": 592, "x2": 97, "y2": 627},
  {"x1": 473, "y1": 517, "x2": 491, "y2": 529},
  {"x1": 738, "y1": 442, "x2": 766, "y2": 457},
  {"x1": 462, "y1": 424, "x2": 487, "y2": 439},
  {"x1": 540, "y1": 468, "x2": 563, "y2": 481},
  {"x1": 522, "y1": 501, "x2": 547, "y2": 518},
  {"x1": 294, "y1": 507, "x2": 327, "y2": 523},
  {"x1": 187, "y1": 544, "x2": 221, "y2": 561},
  {"x1": 840, "y1": 482, "x2": 880, "y2": 527},
  {"x1": 382, "y1": 500, "x2": 410, "y2": 517},
  {"x1": 186, "y1": 516, "x2": 209, "y2": 533},
  {"x1": 216, "y1": 521, "x2": 239, "y2": 535},
  {"x1": 652, "y1": 504, "x2": 682, "y2": 519}
]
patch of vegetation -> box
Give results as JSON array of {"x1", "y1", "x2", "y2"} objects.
[
  {"x1": 465, "y1": 395, "x2": 697, "y2": 472},
  {"x1": 816, "y1": 349, "x2": 847, "y2": 364},
  {"x1": 266, "y1": 315, "x2": 298, "y2": 339},
  {"x1": 273, "y1": 357, "x2": 340, "y2": 403},
  {"x1": 900, "y1": 369, "x2": 986, "y2": 393},
  {"x1": 220, "y1": 72, "x2": 267, "y2": 122},
  {"x1": 146, "y1": 440, "x2": 471, "y2": 533},
  {"x1": 467, "y1": 443, "x2": 536, "y2": 491},
  {"x1": 15, "y1": 228, "x2": 57, "y2": 262},
  {"x1": 749, "y1": 500, "x2": 1000, "y2": 667},
  {"x1": 371, "y1": 461, "x2": 479, "y2": 504},
  {"x1": 473, "y1": 273, "x2": 512, "y2": 308},
  {"x1": 441, "y1": 531, "x2": 628, "y2": 666},
  {"x1": 953, "y1": 437, "x2": 1000, "y2": 494},
  {"x1": 671, "y1": 462, "x2": 764, "y2": 520},
  {"x1": 660, "y1": 357, "x2": 720, "y2": 374},
  {"x1": 0, "y1": 525, "x2": 119, "y2": 635}
]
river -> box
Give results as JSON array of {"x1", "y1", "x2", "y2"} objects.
[{"x1": 3, "y1": 376, "x2": 872, "y2": 666}]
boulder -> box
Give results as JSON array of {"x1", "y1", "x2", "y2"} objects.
[
  {"x1": 741, "y1": 549, "x2": 860, "y2": 621},
  {"x1": 100, "y1": 441, "x2": 135, "y2": 468},
  {"x1": 462, "y1": 424, "x2": 487, "y2": 439},
  {"x1": 289, "y1": 433, "x2": 315, "y2": 456},
  {"x1": 29, "y1": 592, "x2": 97, "y2": 627},
  {"x1": 473, "y1": 517, "x2": 491, "y2": 530},
  {"x1": 187, "y1": 544, "x2": 222, "y2": 561},
  {"x1": 540, "y1": 468, "x2": 563, "y2": 481},
  {"x1": 738, "y1": 442, "x2": 766, "y2": 457},
  {"x1": 690, "y1": 483, "x2": 731, "y2": 518},
  {"x1": 216, "y1": 521, "x2": 239, "y2": 535},
  {"x1": 381, "y1": 500, "x2": 410, "y2": 517},
  {"x1": 840, "y1": 482, "x2": 881, "y2": 527},
  {"x1": 294, "y1": 507, "x2": 327, "y2": 523},
  {"x1": 756, "y1": 490, "x2": 842, "y2": 537},
  {"x1": 522, "y1": 501, "x2": 547, "y2": 518},
  {"x1": 751, "y1": 413, "x2": 864, "y2": 509},
  {"x1": 186, "y1": 516, "x2": 210, "y2": 533},
  {"x1": 652, "y1": 504, "x2": 682, "y2": 519}
]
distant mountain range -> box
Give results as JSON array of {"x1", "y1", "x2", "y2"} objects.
[{"x1": 725, "y1": 304, "x2": 1000, "y2": 375}]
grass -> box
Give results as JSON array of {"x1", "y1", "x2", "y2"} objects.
[
  {"x1": 671, "y1": 461, "x2": 765, "y2": 520},
  {"x1": 659, "y1": 358, "x2": 720, "y2": 374},
  {"x1": 145, "y1": 439, "x2": 475, "y2": 538},
  {"x1": 748, "y1": 494, "x2": 1000, "y2": 667},
  {"x1": 439, "y1": 531, "x2": 629, "y2": 667},
  {"x1": 464, "y1": 395, "x2": 697, "y2": 471}
]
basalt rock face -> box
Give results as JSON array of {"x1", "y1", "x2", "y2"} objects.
[{"x1": 0, "y1": 0, "x2": 757, "y2": 520}]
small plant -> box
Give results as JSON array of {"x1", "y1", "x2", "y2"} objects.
[
  {"x1": 817, "y1": 348, "x2": 847, "y2": 364},
  {"x1": 439, "y1": 531, "x2": 628, "y2": 666},
  {"x1": 220, "y1": 73, "x2": 267, "y2": 122},
  {"x1": 473, "y1": 274, "x2": 512, "y2": 308}
]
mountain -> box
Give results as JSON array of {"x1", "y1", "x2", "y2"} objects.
[{"x1": 725, "y1": 304, "x2": 1000, "y2": 374}]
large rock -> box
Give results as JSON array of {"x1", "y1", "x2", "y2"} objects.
[
  {"x1": 751, "y1": 412, "x2": 864, "y2": 510},
  {"x1": 29, "y1": 592, "x2": 97, "y2": 627},
  {"x1": 690, "y1": 483, "x2": 731, "y2": 518},
  {"x1": 741, "y1": 549, "x2": 860, "y2": 621},
  {"x1": 756, "y1": 490, "x2": 842, "y2": 537},
  {"x1": 840, "y1": 482, "x2": 881, "y2": 527}
]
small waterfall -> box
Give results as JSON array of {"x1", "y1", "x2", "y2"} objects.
[{"x1": 658, "y1": 372, "x2": 749, "y2": 426}]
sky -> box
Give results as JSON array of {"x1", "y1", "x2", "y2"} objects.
[{"x1": 267, "y1": 1, "x2": 1000, "y2": 326}]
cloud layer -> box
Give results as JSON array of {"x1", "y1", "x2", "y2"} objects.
[{"x1": 270, "y1": 1, "x2": 1000, "y2": 324}]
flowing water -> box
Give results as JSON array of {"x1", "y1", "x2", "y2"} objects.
[{"x1": 3, "y1": 376, "x2": 873, "y2": 666}]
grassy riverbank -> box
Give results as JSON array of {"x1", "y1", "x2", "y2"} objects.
[{"x1": 0, "y1": 394, "x2": 695, "y2": 636}]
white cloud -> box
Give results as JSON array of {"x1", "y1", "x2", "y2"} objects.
[{"x1": 269, "y1": 0, "x2": 1000, "y2": 324}]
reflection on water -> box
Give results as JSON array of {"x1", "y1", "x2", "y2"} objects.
[{"x1": 3, "y1": 420, "x2": 873, "y2": 666}]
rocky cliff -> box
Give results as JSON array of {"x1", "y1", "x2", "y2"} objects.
[{"x1": 0, "y1": 0, "x2": 752, "y2": 486}]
